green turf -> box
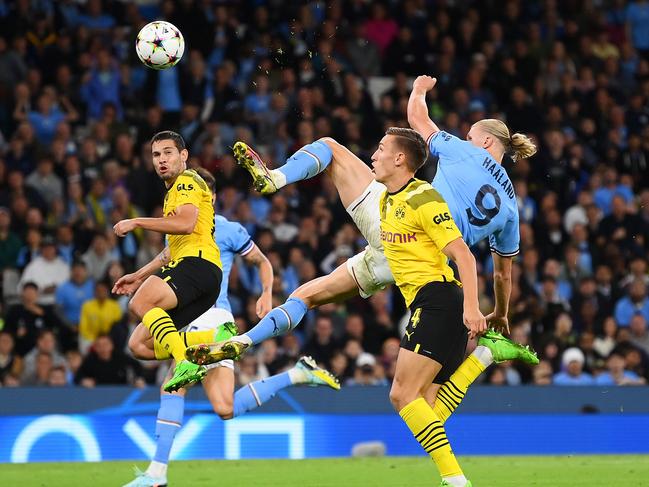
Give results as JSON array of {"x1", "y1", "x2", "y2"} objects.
[{"x1": 0, "y1": 455, "x2": 646, "y2": 486}]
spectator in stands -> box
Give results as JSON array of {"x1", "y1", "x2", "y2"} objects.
[
  {"x1": 21, "y1": 351, "x2": 53, "y2": 386},
  {"x1": 304, "y1": 315, "x2": 340, "y2": 368},
  {"x1": 4, "y1": 282, "x2": 63, "y2": 355},
  {"x1": 0, "y1": 206, "x2": 21, "y2": 271},
  {"x1": 80, "y1": 49, "x2": 121, "y2": 120},
  {"x1": 18, "y1": 235, "x2": 70, "y2": 305},
  {"x1": 532, "y1": 360, "x2": 554, "y2": 385},
  {"x1": 594, "y1": 317, "x2": 619, "y2": 358},
  {"x1": 78, "y1": 280, "x2": 122, "y2": 354},
  {"x1": 21, "y1": 329, "x2": 65, "y2": 385},
  {"x1": 0, "y1": 331, "x2": 22, "y2": 382},
  {"x1": 346, "y1": 352, "x2": 388, "y2": 386},
  {"x1": 614, "y1": 279, "x2": 649, "y2": 327},
  {"x1": 553, "y1": 347, "x2": 595, "y2": 385},
  {"x1": 629, "y1": 315, "x2": 649, "y2": 356},
  {"x1": 55, "y1": 260, "x2": 94, "y2": 332},
  {"x1": 81, "y1": 232, "x2": 116, "y2": 281},
  {"x1": 47, "y1": 365, "x2": 68, "y2": 386},
  {"x1": 75, "y1": 335, "x2": 143, "y2": 387},
  {"x1": 595, "y1": 350, "x2": 645, "y2": 386}
]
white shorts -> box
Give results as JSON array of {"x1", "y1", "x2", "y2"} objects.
[
  {"x1": 183, "y1": 307, "x2": 235, "y2": 370},
  {"x1": 345, "y1": 180, "x2": 395, "y2": 298}
]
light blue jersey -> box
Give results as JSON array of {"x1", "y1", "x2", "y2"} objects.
[
  {"x1": 213, "y1": 215, "x2": 254, "y2": 312},
  {"x1": 428, "y1": 131, "x2": 519, "y2": 257}
]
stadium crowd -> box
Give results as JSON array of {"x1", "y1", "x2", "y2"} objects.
[{"x1": 0, "y1": 0, "x2": 648, "y2": 389}]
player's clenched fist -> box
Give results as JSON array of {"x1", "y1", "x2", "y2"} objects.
[
  {"x1": 412, "y1": 75, "x2": 437, "y2": 94},
  {"x1": 113, "y1": 218, "x2": 138, "y2": 237}
]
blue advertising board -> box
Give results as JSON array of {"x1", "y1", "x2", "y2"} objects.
[{"x1": 1, "y1": 413, "x2": 648, "y2": 463}]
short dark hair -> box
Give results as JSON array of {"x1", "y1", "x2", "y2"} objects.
[
  {"x1": 385, "y1": 127, "x2": 428, "y2": 172},
  {"x1": 195, "y1": 167, "x2": 216, "y2": 194},
  {"x1": 151, "y1": 131, "x2": 186, "y2": 151}
]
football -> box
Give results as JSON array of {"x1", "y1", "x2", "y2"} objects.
[{"x1": 135, "y1": 21, "x2": 184, "y2": 70}]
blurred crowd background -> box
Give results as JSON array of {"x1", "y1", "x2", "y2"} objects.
[{"x1": 0, "y1": 0, "x2": 648, "y2": 390}]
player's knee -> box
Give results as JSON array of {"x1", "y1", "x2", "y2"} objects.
[
  {"x1": 289, "y1": 289, "x2": 315, "y2": 309},
  {"x1": 212, "y1": 398, "x2": 233, "y2": 419},
  {"x1": 318, "y1": 137, "x2": 338, "y2": 149},
  {"x1": 389, "y1": 381, "x2": 414, "y2": 412},
  {"x1": 128, "y1": 297, "x2": 145, "y2": 319},
  {"x1": 128, "y1": 334, "x2": 147, "y2": 359}
]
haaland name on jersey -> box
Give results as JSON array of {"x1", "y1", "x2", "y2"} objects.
[{"x1": 481, "y1": 157, "x2": 515, "y2": 200}]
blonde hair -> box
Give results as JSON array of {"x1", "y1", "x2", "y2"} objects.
[{"x1": 473, "y1": 119, "x2": 537, "y2": 162}]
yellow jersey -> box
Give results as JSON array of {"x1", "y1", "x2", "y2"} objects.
[
  {"x1": 79, "y1": 298, "x2": 123, "y2": 343},
  {"x1": 379, "y1": 178, "x2": 462, "y2": 306},
  {"x1": 163, "y1": 169, "x2": 221, "y2": 268}
]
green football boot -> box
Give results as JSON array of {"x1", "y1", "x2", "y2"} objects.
[
  {"x1": 440, "y1": 480, "x2": 472, "y2": 487},
  {"x1": 163, "y1": 360, "x2": 207, "y2": 392},
  {"x1": 185, "y1": 337, "x2": 250, "y2": 366},
  {"x1": 184, "y1": 322, "x2": 238, "y2": 365},
  {"x1": 214, "y1": 321, "x2": 238, "y2": 342},
  {"x1": 233, "y1": 141, "x2": 279, "y2": 194},
  {"x1": 478, "y1": 329, "x2": 539, "y2": 365}
]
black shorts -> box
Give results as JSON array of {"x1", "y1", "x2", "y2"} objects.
[
  {"x1": 401, "y1": 281, "x2": 468, "y2": 384},
  {"x1": 155, "y1": 256, "x2": 222, "y2": 329}
]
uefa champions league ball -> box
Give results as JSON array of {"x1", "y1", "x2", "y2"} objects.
[{"x1": 135, "y1": 21, "x2": 184, "y2": 70}]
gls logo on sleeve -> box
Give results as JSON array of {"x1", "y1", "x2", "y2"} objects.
[
  {"x1": 176, "y1": 183, "x2": 194, "y2": 191},
  {"x1": 433, "y1": 212, "x2": 451, "y2": 225}
]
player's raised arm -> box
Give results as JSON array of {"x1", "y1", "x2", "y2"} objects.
[
  {"x1": 407, "y1": 75, "x2": 441, "y2": 141},
  {"x1": 241, "y1": 244, "x2": 274, "y2": 318}
]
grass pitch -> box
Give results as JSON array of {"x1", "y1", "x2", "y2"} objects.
[{"x1": 0, "y1": 455, "x2": 646, "y2": 486}]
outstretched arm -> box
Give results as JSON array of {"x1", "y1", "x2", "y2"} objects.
[
  {"x1": 407, "y1": 75, "x2": 441, "y2": 141},
  {"x1": 113, "y1": 204, "x2": 199, "y2": 237},
  {"x1": 486, "y1": 252, "x2": 513, "y2": 333},
  {"x1": 242, "y1": 244, "x2": 274, "y2": 318},
  {"x1": 112, "y1": 246, "x2": 170, "y2": 295}
]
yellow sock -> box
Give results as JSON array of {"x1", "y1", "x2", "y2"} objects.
[
  {"x1": 154, "y1": 340, "x2": 171, "y2": 360},
  {"x1": 434, "y1": 354, "x2": 485, "y2": 424},
  {"x1": 142, "y1": 307, "x2": 185, "y2": 362},
  {"x1": 182, "y1": 330, "x2": 216, "y2": 346},
  {"x1": 399, "y1": 397, "x2": 463, "y2": 478}
]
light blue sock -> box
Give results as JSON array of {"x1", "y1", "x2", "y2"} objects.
[
  {"x1": 277, "y1": 140, "x2": 333, "y2": 185},
  {"x1": 152, "y1": 394, "x2": 184, "y2": 465},
  {"x1": 244, "y1": 297, "x2": 307, "y2": 345},
  {"x1": 233, "y1": 371, "x2": 293, "y2": 417}
]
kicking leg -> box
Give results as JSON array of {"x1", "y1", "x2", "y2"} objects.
[
  {"x1": 233, "y1": 137, "x2": 374, "y2": 208},
  {"x1": 185, "y1": 262, "x2": 359, "y2": 365}
]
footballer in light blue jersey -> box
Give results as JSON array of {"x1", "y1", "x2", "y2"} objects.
[
  {"x1": 408, "y1": 74, "x2": 536, "y2": 332},
  {"x1": 213, "y1": 215, "x2": 254, "y2": 311},
  {"x1": 428, "y1": 131, "x2": 520, "y2": 257}
]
